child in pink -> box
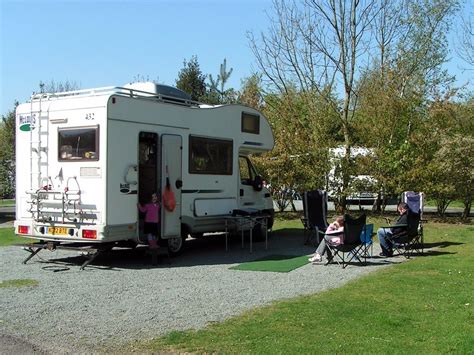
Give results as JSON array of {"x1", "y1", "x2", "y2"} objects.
[{"x1": 138, "y1": 192, "x2": 161, "y2": 248}]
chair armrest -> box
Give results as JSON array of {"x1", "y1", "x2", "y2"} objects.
[{"x1": 381, "y1": 224, "x2": 408, "y2": 228}]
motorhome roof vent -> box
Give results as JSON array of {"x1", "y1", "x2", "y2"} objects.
[{"x1": 123, "y1": 82, "x2": 192, "y2": 104}]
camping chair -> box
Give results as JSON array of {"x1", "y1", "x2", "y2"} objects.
[
  {"x1": 402, "y1": 191, "x2": 425, "y2": 252},
  {"x1": 301, "y1": 190, "x2": 328, "y2": 247},
  {"x1": 360, "y1": 223, "x2": 375, "y2": 261},
  {"x1": 325, "y1": 214, "x2": 367, "y2": 268},
  {"x1": 387, "y1": 208, "x2": 422, "y2": 258}
]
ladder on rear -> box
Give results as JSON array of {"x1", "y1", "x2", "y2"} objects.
[{"x1": 29, "y1": 96, "x2": 50, "y2": 190}]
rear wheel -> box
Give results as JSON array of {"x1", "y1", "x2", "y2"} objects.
[{"x1": 167, "y1": 235, "x2": 186, "y2": 256}]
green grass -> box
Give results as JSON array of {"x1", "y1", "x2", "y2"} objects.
[
  {"x1": 0, "y1": 228, "x2": 31, "y2": 246},
  {"x1": 425, "y1": 199, "x2": 465, "y2": 209},
  {"x1": 0, "y1": 199, "x2": 14, "y2": 207},
  {"x1": 131, "y1": 219, "x2": 474, "y2": 354},
  {"x1": 0, "y1": 279, "x2": 39, "y2": 288}
]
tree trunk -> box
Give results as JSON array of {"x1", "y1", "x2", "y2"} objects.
[{"x1": 462, "y1": 198, "x2": 472, "y2": 221}]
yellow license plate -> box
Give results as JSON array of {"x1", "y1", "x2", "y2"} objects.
[{"x1": 48, "y1": 227, "x2": 68, "y2": 235}]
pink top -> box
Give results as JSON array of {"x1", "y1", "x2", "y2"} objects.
[
  {"x1": 326, "y1": 221, "x2": 344, "y2": 245},
  {"x1": 326, "y1": 222, "x2": 343, "y2": 234},
  {"x1": 138, "y1": 203, "x2": 160, "y2": 223}
]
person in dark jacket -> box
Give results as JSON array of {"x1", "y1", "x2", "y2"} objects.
[{"x1": 377, "y1": 202, "x2": 408, "y2": 257}]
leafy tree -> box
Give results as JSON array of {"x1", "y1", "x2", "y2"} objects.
[
  {"x1": 175, "y1": 55, "x2": 207, "y2": 101},
  {"x1": 0, "y1": 103, "x2": 18, "y2": 198},
  {"x1": 253, "y1": 89, "x2": 336, "y2": 211},
  {"x1": 238, "y1": 74, "x2": 263, "y2": 110}
]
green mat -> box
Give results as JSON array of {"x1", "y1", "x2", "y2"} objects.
[{"x1": 229, "y1": 255, "x2": 309, "y2": 273}]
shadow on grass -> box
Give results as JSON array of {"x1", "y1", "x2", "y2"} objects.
[{"x1": 422, "y1": 241, "x2": 464, "y2": 249}]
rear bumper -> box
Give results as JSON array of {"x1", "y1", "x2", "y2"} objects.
[{"x1": 14, "y1": 220, "x2": 137, "y2": 243}]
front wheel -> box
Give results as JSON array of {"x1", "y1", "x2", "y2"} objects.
[{"x1": 167, "y1": 235, "x2": 186, "y2": 256}]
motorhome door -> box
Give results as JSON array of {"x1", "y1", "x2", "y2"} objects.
[{"x1": 161, "y1": 134, "x2": 182, "y2": 238}]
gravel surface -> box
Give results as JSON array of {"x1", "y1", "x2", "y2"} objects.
[{"x1": 0, "y1": 233, "x2": 403, "y2": 354}]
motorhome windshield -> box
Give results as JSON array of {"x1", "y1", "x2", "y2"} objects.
[{"x1": 58, "y1": 126, "x2": 99, "y2": 161}]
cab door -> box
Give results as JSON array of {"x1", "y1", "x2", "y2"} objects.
[
  {"x1": 239, "y1": 156, "x2": 259, "y2": 208},
  {"x1": 161, "y1": 134, "x2": 182, "y2": 238}
]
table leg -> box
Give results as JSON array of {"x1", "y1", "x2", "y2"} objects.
[{"x1": 225, "y1": 219, "x2": 228, "y2": 251}]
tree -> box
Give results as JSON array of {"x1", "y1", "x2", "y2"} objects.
[
  {"x1": 175, "y1": 55, "x2": 207, "y2": 101},
  {"x1": 238, "y1": 74, "x2": 264, "y2": 110},
  {"x1": 456, "y1": 6, "x2": 474, "y2": 68},
  {"x1": 205, "y1": 58, "x2": 237, "y2": 104},
  {"x1": 250, "y1": 0, "x2": 459, "y2": 212},
  {"x1": 0, "y1": 103, "x2": 17, "y2": 198},
  {"x1": 39, "y1": 79, "x2": 80, "y2": 93},
  {"x1": 249, "y1": 0, "x2": 383, "y2": 211}
]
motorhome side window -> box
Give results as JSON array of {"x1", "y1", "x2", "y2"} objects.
[
  {"x1": 58, "y1": 126, "x2": 99, "y2": 161},
  {"x1": 241, "y1": 112, "x2": 260, "y2": 134},
  {"x1": 189, "y1": 136, "x2": 233, "y2": 175}
]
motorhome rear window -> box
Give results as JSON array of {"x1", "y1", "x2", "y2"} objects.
[
  {"x1": 58, "y1": 126, "x2": 99, "y2": 161},
  {"x1": 241, "y1": 112, "x2": 260, "y2": 134},
  {"x1": 189, "y1": 136, "x2": 233, "y2": 175}
]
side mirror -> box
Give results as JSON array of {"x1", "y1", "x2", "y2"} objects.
[{"x1": 252, "y1": 175, "x2": 263, "y2": 191}]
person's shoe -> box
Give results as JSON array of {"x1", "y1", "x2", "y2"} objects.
[
  {"x1": 379, "y1": 251, "x2": 393, "y2": 257},
  {"x1": 309, "y1": 254, "x2": 322, "y2": 263}
]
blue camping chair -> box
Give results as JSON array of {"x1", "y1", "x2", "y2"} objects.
[{"x1": 360, "y1": 223, "x2": 374, "y2": 261}]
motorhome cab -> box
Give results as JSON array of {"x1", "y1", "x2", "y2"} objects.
[{"x1": 14, "y1": 82, "x2": 275, "y2": 255}]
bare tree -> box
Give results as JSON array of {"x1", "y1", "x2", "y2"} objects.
[
  {"x1": 249, "y1": 0, "x2": 458, "y2": 211},
  {"x1": 249, "y1": 0, "x2": 378, "y2": 210},
  {"x1": 39, "y1": 79, "x2": 81, "y2": 94},
  {"x1": 457, "y1": 7, "x2": 474, "y2": 68}
]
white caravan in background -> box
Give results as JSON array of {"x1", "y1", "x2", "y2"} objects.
[{"x1": 14, "y1": 82, "x2": 275, "y2": 254}]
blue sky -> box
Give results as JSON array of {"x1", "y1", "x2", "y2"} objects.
[
  {"x1": 0, "y1": 0, "x2": 272, "y2": 115},
  {"x1": 0, "y1": 0, "x2": 472, "y2": 116}
]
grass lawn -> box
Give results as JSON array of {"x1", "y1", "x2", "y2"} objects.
[
  {"x1": 0, "y1": 228, "x2": 31, "y2": 246},
  {"x1": 132, "y1": 218, "x2": 474, "y2": 354},
  {"x1": 0, "y1": 199, "x2": 14, "y2": 207}
]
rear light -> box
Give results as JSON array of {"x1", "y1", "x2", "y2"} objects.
[
  {"x1": 82, "y1": 229, "x2": 97, "y2": 239},
  {"x1": 18, "y1": 225, "x2": 30, "y2": 234}
]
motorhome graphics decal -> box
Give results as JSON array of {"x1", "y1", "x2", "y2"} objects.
[
  {"x1": 120, "y1": 165, "x2": 138, "y2": 194},
  {"x1": 120, "y1": 183, "x2": 137, "y2": 194},
  {"x1": 17, "y1": 114, "x2": 37, "y2": 132}
]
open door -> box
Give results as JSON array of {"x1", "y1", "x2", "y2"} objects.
[{"x1": 161, "y1": 134, "x2": 182, "y2": 239}]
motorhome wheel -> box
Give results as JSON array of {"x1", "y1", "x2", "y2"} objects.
[{"x1": 167, "y1": 235, "x2": 185, "y2": 255}]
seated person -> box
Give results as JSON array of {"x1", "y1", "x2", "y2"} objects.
[
  {"x1": 377, "y1": 202, "x2": 408, "y2": 257},
  {"x1": 309, "y1": 216, "x2": 344, "y2": 263}
]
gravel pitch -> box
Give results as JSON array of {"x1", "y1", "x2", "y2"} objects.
[{"x1": 0, "y1": 233, "x2": 402, "y2": 354}]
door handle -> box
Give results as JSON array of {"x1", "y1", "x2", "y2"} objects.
[
  {"x1": 240, "y1": 189, "x2": 244, "y2": 196},
  {"x1": 175, "y1": 179, "x2": 183, "y2": 189}
]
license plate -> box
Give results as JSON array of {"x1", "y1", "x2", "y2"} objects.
[{"x1": 48, "y1": 227, "x2": 68, "y2": 236}]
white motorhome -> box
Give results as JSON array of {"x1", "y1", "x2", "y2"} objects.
[{"x1": 14, "y1": 82, "x2": 275, "y2": 255}]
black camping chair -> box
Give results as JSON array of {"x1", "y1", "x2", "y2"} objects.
[
  {"x1": 402, "y1": 191, "x2": 425, "y2": 253},
  {"x1": 387, "y1": 209, "x2": 422, "y2": 258},
  {"x1": 325, "y1": 214, "x2": 367, "y2": 268},
  {"x1": 301, "y1": 190, "x2": 328, "y2": 247}
]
